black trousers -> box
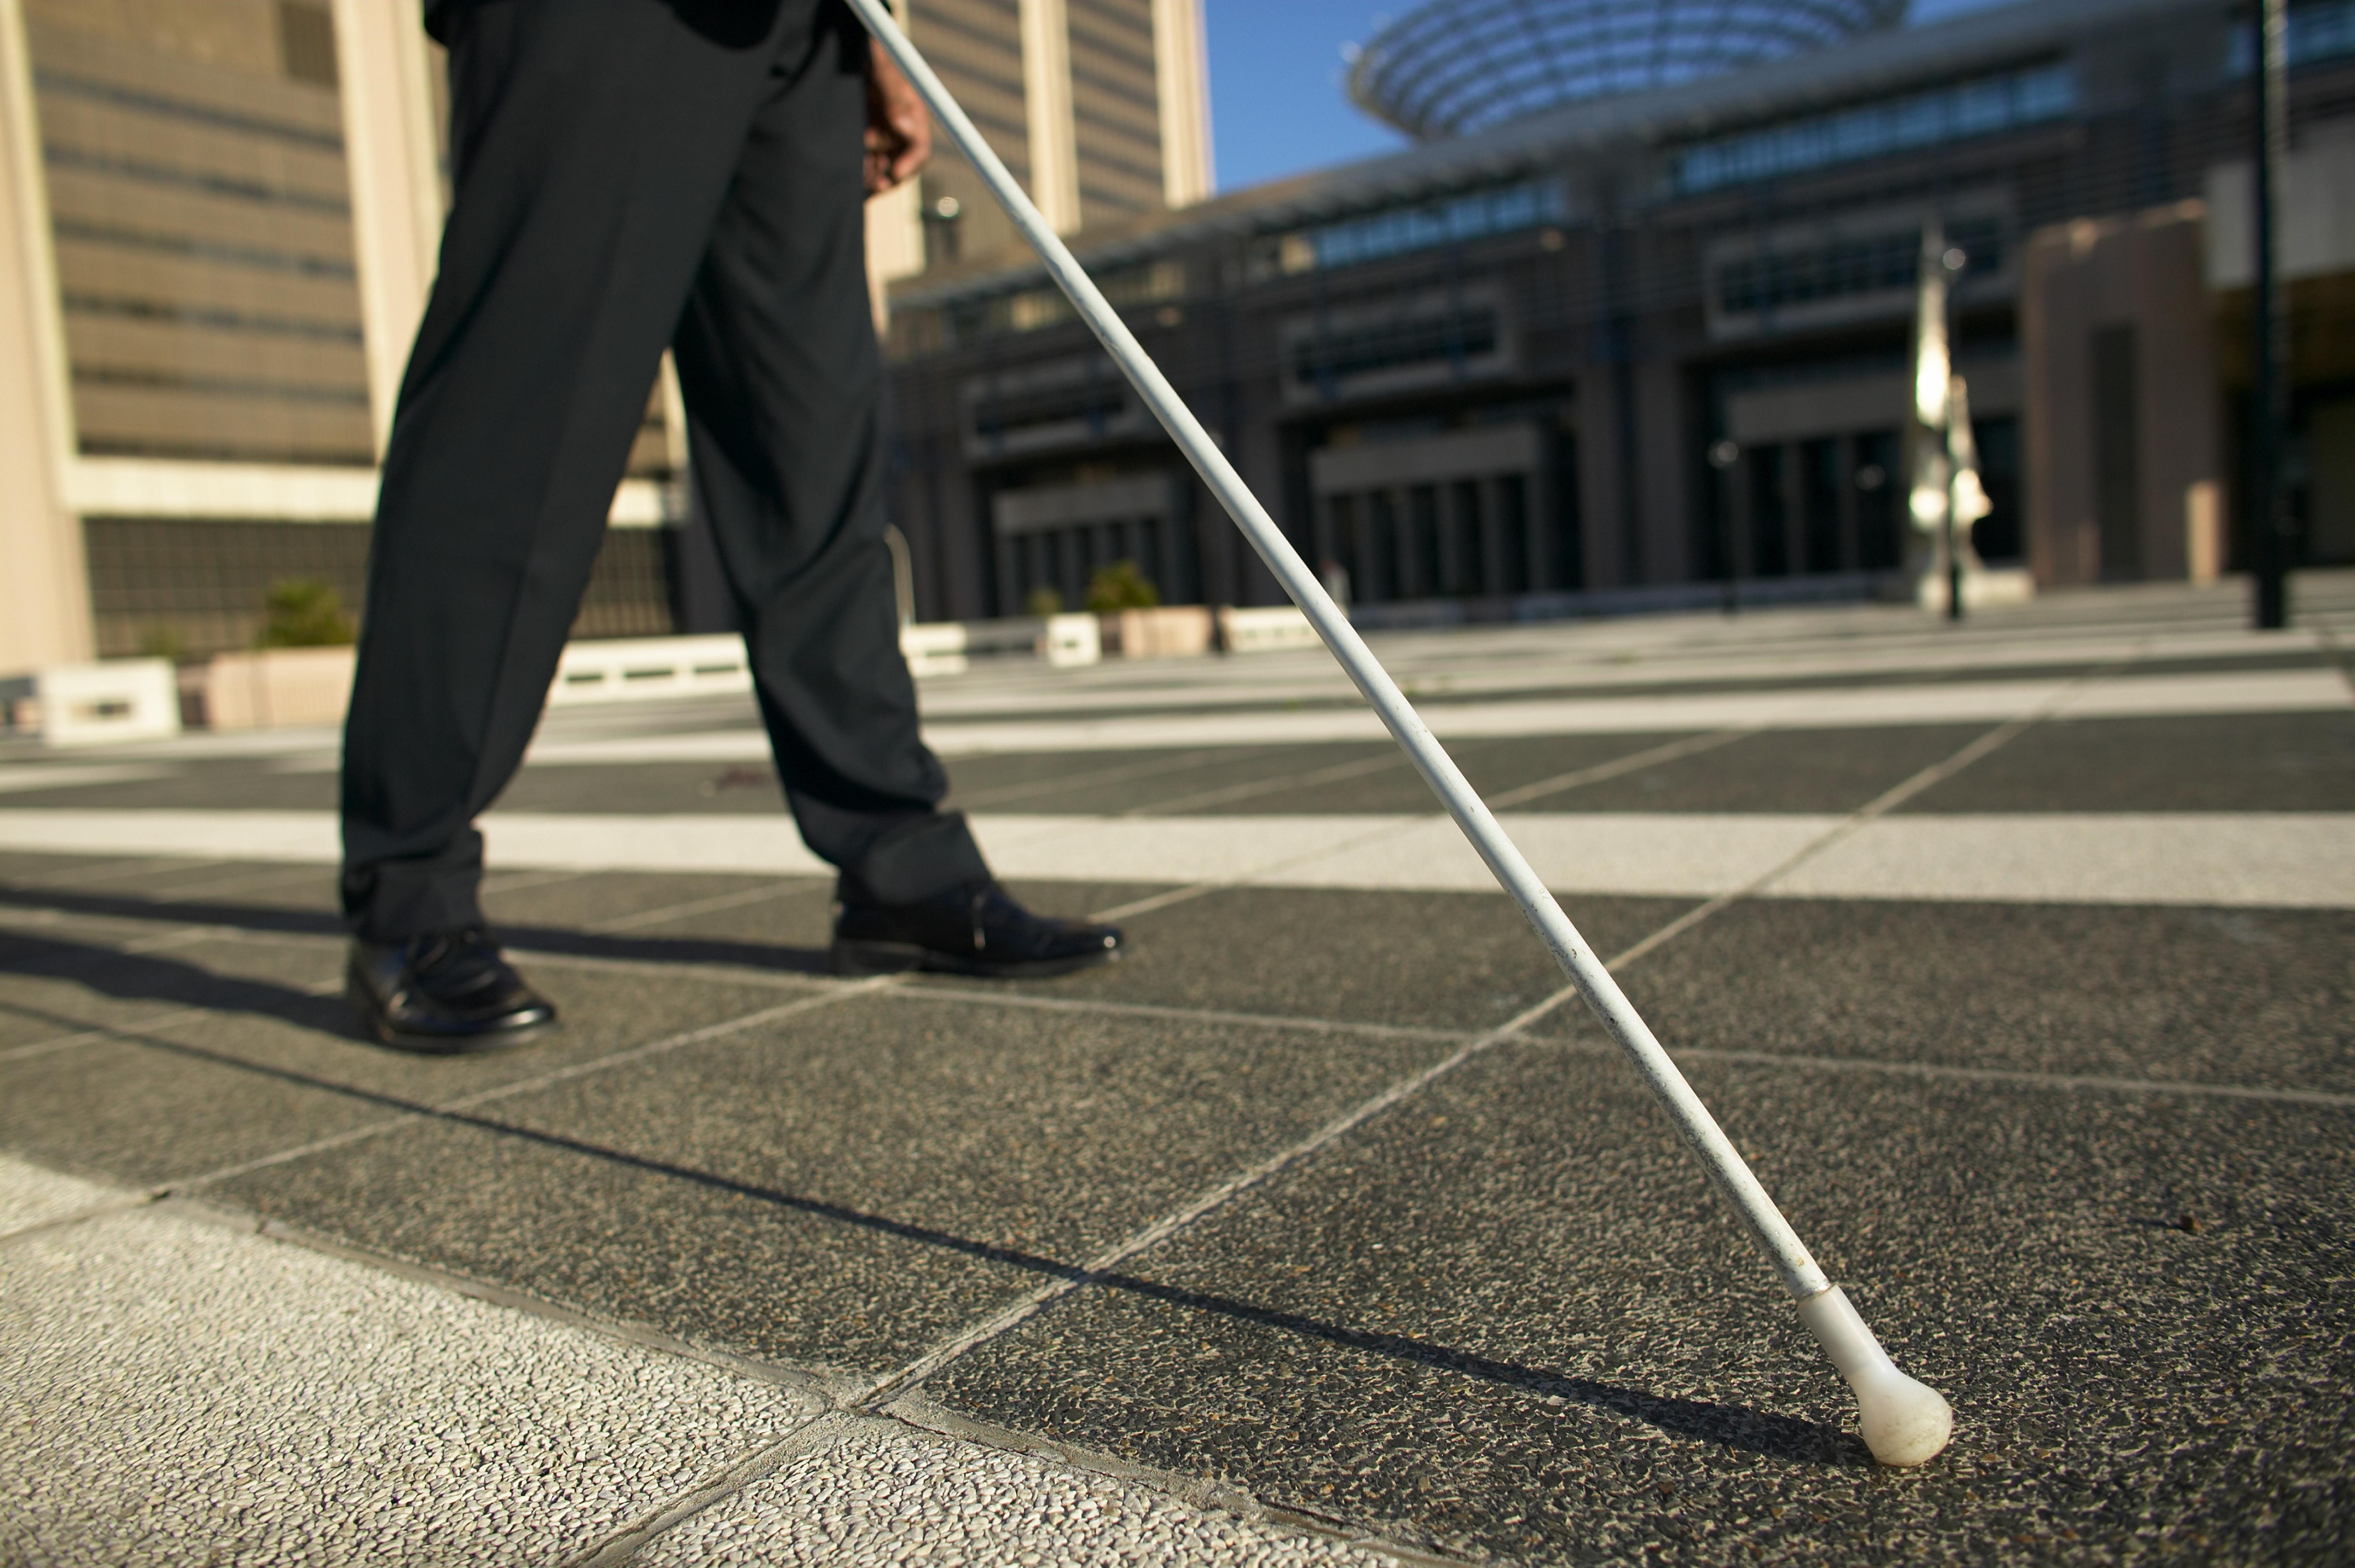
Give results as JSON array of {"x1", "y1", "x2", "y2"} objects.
[{"x1": 340, "y1": 0, "x2": 985, "y2": 943}]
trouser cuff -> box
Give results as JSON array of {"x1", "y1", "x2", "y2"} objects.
[
  {"x1": 837, "y1": 811, "x2": 990, "y2": 905},
  {"x1": 341, "y1": 856, "x2": 486, "y2": 944}
]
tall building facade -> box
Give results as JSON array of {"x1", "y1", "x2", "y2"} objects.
[
  {"x1": 878, "y1": 0, "x2": 2355, "y2": 623},
  {"x1": 0, "y1": 0, "x2": 1213, "y2": 674}
]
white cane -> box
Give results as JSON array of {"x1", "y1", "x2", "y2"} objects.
[{"x1": 847, "y1": 0, "x2": 1952, "y2": 1467}]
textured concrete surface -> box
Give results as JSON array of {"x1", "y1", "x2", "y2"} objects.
[
  {"x1": 1, "y1": 581, "x2": 2349, "y2": 1564},
  {"x1": 205, "y1": 993, "x2": 1459, "y2": 1376},
  {"x1": 0, "y1": 1203, "x2": 820, "y2": 1567},
  {"x1": 922, "y1": 1038, "x2": 2355, "y2": 1565},
  {"x1": 1568, "y1": 897, "x2": 2355, "y2": 1092},
  {"x1": 639, "y1": 1414, "x2": 1400, "y2": 1567},
  {"x1": 0, "y1": 1150, "x2": 134, "y2": 1236}
]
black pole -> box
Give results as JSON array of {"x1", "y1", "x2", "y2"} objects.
[
  {"x1": 2251, "y1": 0, "x2": 2291, "y2": 630},
  {"x1": 1945, "y1": 250, "x2": 1965, "y2": 623},
  {"x1": 1710, "y1": 440, "x2": 1740, "y2": 614}
]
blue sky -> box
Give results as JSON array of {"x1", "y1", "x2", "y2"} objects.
[{"x1": 1201, "y1": 0, "x2": 2018, "y2": 193}]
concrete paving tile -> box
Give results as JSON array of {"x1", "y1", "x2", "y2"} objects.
[
  {"x1": 1555, "y1": 726, "x2": 1973, "y2": 814},
  {"x1": 0, "y1": 863, "x2": 343, "y2": 948},
  {"x1": 1180, "y1": 736, "x2": 1691, "y2": 818},
  {"x1": 482, "y1": 868, "x2": 806, "y2": 929},
  {"x1": 990, "y1": 885, "x2": 1688, "y2": 1033},
  {"x1": 0, "y1": 1149, "x2": 138, "y2": 1235},
  {"x1": 210, "y1": 994, "x2": 1457, "y2": 1376},
  {"x1": 0, "y1": 763, "x2": 334, "y2": 812},
  {"x1": 999, "y1": 879, "x2": 1186, "y2": 922},
  {"x1": 1901, "y1": 712, "x2": 2355, "y2": 814},
  {"x1": 640, "y1": 1412, "x2": 1399, "y2": 1566},
  {"x1": 1544, "y1": 897, "x2": 2355, "y2": 1092},
  {"x1": 135, "y1": 960, "x2": 826, "y2": 1106},
  {"x1": 0, "y1": 933, "x2": 343, "y2": 1054},
  {"x1": 0, "y1": 850, "x2": 211, "y2": 890},
  {"x1": 981, "y1": 747, "x2": 1391, "y2": 817},
  {"x1": 501, "y1": 759, "x2": 790, "y2": 813},
  {"x1": 945, "y1": 747, "x2": 1282, "y2": 810},
  {"x1": 0, "y1": 1035, "x2": 395, "y2": 1187},
  {"x1": 0, "y1": 945, "x2": 817, "y2": 1186},
  {"x1": 0, "y1": 1205, "x2": 819, "y2": 1566},
  {"x1": 921, "y1": 1042, "x2": 2355, "y2": 1565}
]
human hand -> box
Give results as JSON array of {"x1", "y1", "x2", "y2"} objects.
[{"x1": 865, "y1": 40, "x2": 930, "y2": 195}]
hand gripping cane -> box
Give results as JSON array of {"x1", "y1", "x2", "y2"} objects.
[{"x1": 847, "y1": 0, "x2": 1952, "y2": 1466}]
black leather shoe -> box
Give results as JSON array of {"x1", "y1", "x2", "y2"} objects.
[
  {"x1": 832, "y1": 881, "x2": 1124, "y2": 979},
  {"x1": 346, "y1": 928, "x2": 557, "y2": 1052}
]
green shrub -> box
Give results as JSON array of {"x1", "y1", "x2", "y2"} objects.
[
  {"x1": 257, "y1": 578, "x2": 355, "y2": 647},
  {"x1": 136, "y1": 625, "x2": 188, "y2": 663},
  {"x1": 1083, "y1": 559, "x2": 1160, "y2": 613},
  {"x1": 1023, "y1": 586, "x2": 1065, "y2": 618}
]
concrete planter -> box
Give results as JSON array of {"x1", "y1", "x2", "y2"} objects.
[
  {"x1": 21, "y1": 659, "x2": 181, "y2": 746},
  {"x1": 204, "y1": 646, "x2": 356, "y2": 732},
  {"x1": 1100, "y1": 605, "x2": 1213, "y2": 659},
  {"x1": 1215, "y1": 605, "x2": 1320, "y2": 653}
]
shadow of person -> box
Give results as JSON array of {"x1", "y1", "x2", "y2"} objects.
[
  {"x1": 0, "y1": 931, "x2": 354, "y2": 1041},
  {"x1": 0, "y1": 884, "x2": 832, "y2": 978}
]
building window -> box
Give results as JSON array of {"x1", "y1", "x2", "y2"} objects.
[
  {"x1": 1672, "y1": 63, "x2": 2077, "y2": 195},
  {"x1": 1716, "y1": 216, "x2": 2003, "y2": 316},
  {"x1": 1252, "y1": 179, "x2": 1570, "y2": 279},
  {"x1": 27, "y1": 4, "x2": 374, "y2": 467},
  {"x1": 2226, "y1": 0, "x2": 2355, "y2": 71},
  {"x1": 945, "y1": 259, "x2": 1183, "y2": 344},
  {"x1": 1289, "y1": 307, "x2": 1501, "y2": 390}
]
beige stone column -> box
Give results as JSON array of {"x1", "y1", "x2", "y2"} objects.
[
  {"x1": 332, "y1": 0, "x2": 446, "y2": 457},
  {"x1": 866, "y1": 179, "x2": 925, "y2": 329},
  {"x1": 1151, "y1": 0, "x2": 1212, "y2": 207},
  {"x1": 1019, "y1": 0, "x2": 1079, "y2": 234},
  {"x1": 0, "y1": 0, "x2": 91, "y2": 672}
]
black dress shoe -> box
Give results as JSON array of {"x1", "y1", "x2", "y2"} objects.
[
  {"x1": 346, "y1": 928, "x2": 557, "y2": 1052},
  {"x1": 832, "y1": 881, "x2": 1124, "y2": 979}
]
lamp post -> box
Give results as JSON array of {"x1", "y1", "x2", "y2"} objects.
[{"x1": 1709, "y1": 438, "x2": 1741, "y2": 615}]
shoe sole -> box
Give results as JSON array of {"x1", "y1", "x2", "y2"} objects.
[{"x1": 830, "y1": 938, "x2": 1122, "y2": 981}]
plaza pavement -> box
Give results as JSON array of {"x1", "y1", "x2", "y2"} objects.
[{"x1": 1, "y1": 574, "x2": 2350, "y2": 1565}]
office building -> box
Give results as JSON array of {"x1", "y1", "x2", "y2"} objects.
[
  {"x1": 878, "y1": 0, "x2": 2355, "y2": 622},
  {"x1": 0, "y1": 0, "x2": 1211, "y2": 673}
]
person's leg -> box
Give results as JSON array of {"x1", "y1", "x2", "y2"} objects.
[
  {"x1": 339, "y1": 0, "x2": 804, "y2": 943},
  {"x1": 670, "y1": 17, "x2": 1119, "y2": 977},
  {"x1": 668, "y1": 7, "x2": 987, "y2": 903}
]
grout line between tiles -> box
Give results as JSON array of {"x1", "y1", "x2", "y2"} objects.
[{"x1": 166, "y1": 980, "x2": 899, "y2": 1193}]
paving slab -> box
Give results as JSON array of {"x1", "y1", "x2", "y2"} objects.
[
  {"x1": 0, "y1": 763, "x2": 335, "y2": 813},
  {"x1": 1171, "y1": 735, "x2": 1694, "y2": 819},
  {"x1": 1551, "y1": 725, "x2": 1974, "y2": 815},
  {"x1": 1903, "y1": 711, "x2": 2355, "y2": 814},
  {"x1": 0, "y1": 932, "x2": 344, "y2": 1056},
  {"x1": 920, "y1": 1039, "x2": 2355, "y2": 1565},
  {"x1": 0, "y1": 1150, "x2": 136, "y2": 1236},
  {"x1": 0, "y1": 1200, "x2": 819, "y2": 1567},
  {"x1": 207, "y1": 993, "x2": 1458, "y2": 1378},
  {"x1": 0, "y1": 957, "x2": 824, "y2": 1187},
  {"x1": 1554, "y1": 896, "x2": 2355, "y2": 1092},
  {"x1": 988, "y1": 885, "x2": 1690, "y2": 1033},
  {"x1": 638, "y1": 1412, "x2": 1403, "y2": 1567}
]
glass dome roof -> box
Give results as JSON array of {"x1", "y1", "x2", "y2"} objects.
[{"x1": 1346, "y1": 0, "x2": 1911, "y2": 140}]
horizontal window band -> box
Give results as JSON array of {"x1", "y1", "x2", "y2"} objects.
[
  {"x1": 75, "y1": 439, "x2": 376, "y2": 467},
  {"x1": 33, "y1": 69, "x2": 345, "y2": 152},
  {"x1": 72, "y1": 367, "x2": 370, "y2": 406},
  {"x1": 45, "y1": 146, "x2": 352, "y2": 216},
  {"x1": 62, "y1": 294, "x2": 364, "y2": 344},
  {"x1": 51, "y1": 220, "x2": 358, "y2": 280}
]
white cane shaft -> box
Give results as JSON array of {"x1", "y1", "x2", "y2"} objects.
[{"x1": 847, "y1": 0, "x2": 1828, "y2": 1301}]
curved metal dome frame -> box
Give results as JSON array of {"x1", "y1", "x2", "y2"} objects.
[{"x1": 1347, "y1": 0, "x2": 1910, "y2": 140}]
